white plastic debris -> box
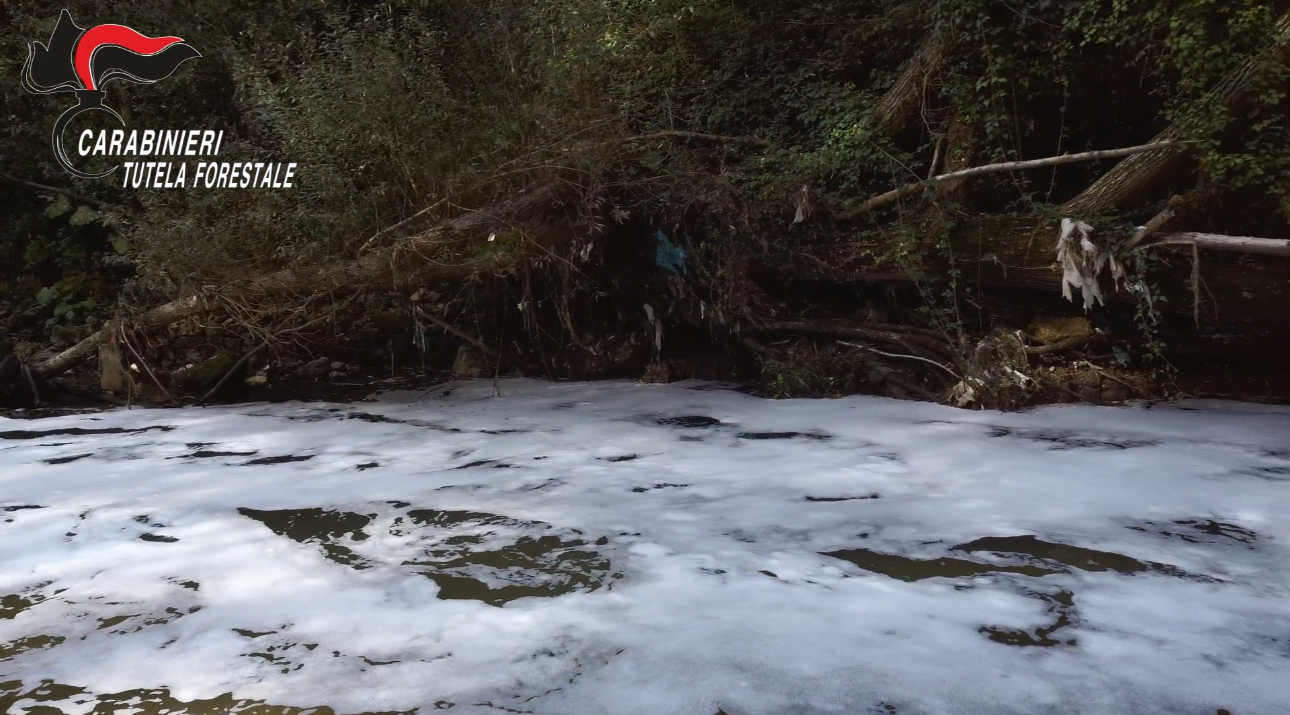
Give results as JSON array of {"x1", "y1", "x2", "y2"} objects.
[{"x1": 1056, "y1": 218, "x2": 1107, "y2": 310}]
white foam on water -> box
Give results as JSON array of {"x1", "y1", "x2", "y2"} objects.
[{"x1": 2, "y1": 379, "x2": 1289, "y2": 714}]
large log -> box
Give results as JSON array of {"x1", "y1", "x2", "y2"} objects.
[{"x1": 755, "y1": 213, "x2": 1290, "y2": 341}]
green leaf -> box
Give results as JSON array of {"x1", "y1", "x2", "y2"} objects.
[
  {"x1": 110, "y1": 237, "x2": 131, "y2": 254},
  {"x1": 44, "y1": 195, "x2": 71, "y2": 219},
  {"x1": 36, "y1": 287, "x2": 59, "y2": 306},
  {"x1": 68, "y1": 205, "x2": 101, "y2": 226}
]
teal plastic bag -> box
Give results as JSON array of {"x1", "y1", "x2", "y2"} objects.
[{"x1": 654, "y1": 230, "x2": 686, "y2": 275}]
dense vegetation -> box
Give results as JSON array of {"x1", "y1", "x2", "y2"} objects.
[{"x1": 4, "y1": 0, "x2": 1290, "y2": 406}]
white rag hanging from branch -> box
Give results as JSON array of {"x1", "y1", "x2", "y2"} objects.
[{"x1": 1055, "y1": 219, "x2": 1124, "y2": 310}]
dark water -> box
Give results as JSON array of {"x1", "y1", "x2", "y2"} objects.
[
  {"x1": 238, "y1": 504, "x2": 618, "y2": 607},
  {"x1": 823, "y1": 531, "x2": 1223, "y2": 650}
]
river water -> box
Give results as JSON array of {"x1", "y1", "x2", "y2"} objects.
[{"x1": 2, "y1": 380, "x2": 1288, "y2": 714}]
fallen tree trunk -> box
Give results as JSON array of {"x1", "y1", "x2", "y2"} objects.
[
  {"x1": 756, "y1": 213, "x2": 1290, "y2": 339},
  {"x1": 1060, "y1": 12, "x2": 1290, "y2": 216},
  {"x1": 35, "y1": 295, "x2": 206, "y2": 378},
  {"x1": 624, "y1": 131, "x2": 770, "y2": 147},
  {"x1": 34, "y1": 185, "x2": 563, "y2": 379}
]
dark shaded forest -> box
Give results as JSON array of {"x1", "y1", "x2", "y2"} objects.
[{"x1": 3, "y1": 0, "x2": 1290, "y2": 408}]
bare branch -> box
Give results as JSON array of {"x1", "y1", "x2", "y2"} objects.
[
  {"x1": 200, "y1": 343, "x2": 267, "y2": 404},
  {"x1": 360, "y1": 196, "x2": 452, "y2": 253},
  {"x1": 838, "y1": 340, "x2": 961, "y2": 380},
  {"x1": 753, "y1": 319, "x2": 957, "y2": 361},
  {"x1": 835, "y1": 140, "x2": 1181, "y2": 220},
  {"x1": 1149, "y1": 233, "x2": 1290, "y2": 258}
]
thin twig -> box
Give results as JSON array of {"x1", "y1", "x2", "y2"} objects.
[
  {"x1": 755, "y1": 319, "x2": 957, "y2": 361},
  {"x1": 117, "y1": 324, "x2": 173, "y2": 400},
  {"x1": 414, "y1": 305, "x2": 494, "y2": 356},
  {"x1": 1081, "y1": 360, "x2": 1138, "y2": 396},
  {"x1": 865, "y1": 322, "x2": 954, "y2": 342},
  {"x1": 200, "y1": 342, "x2": 267, "y2": 404},
  {"x1": 838, "y1": 340, "x2": 961, "y2": 380},
  {"x1": 359, "y1": 196, "x2": 452, "y2": 253},
  {"x1": 835, "y1": 140, "x2": 1181, "y2": 219}
]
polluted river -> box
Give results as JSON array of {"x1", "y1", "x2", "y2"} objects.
[{"x1": 1, "y1": 379, "x2": 1288, "y2": 715}]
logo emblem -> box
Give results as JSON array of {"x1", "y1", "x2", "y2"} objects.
[{"x1": 21, "y1": 10, "x2": 200, "y2": 178}]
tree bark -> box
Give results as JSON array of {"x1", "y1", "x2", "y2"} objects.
[
  {"x1": 1061, "y1": 12, "x2": 1290, "y2": 216},
  {"x1": 874, "y1": 32, "x2": 945, "y2": 136}
]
